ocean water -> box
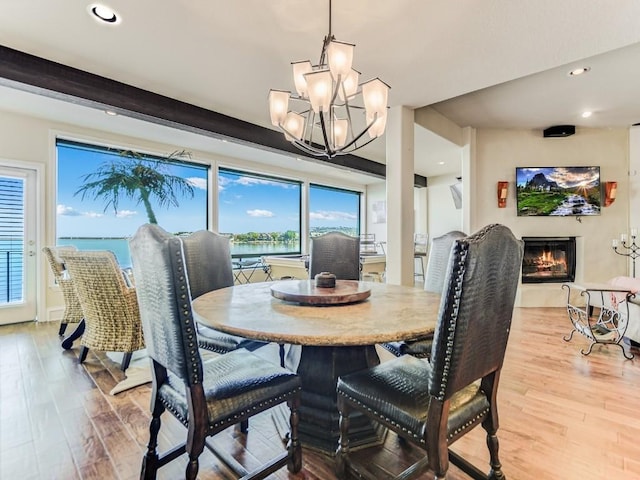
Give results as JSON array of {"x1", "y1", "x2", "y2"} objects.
[
  {"x1": 56, "y1": 238, "x2": 298, "y2": 268},
  {"x1": 1, "y1": 236, "x2": 298, "y2": 304},
  {"x1": 57, "y1": 238, "x2": 134, "y2": 267}
]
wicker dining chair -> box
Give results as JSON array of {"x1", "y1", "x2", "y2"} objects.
[
  {"x1": 59, "y1": 250, "x2": 145, "y2": 371},
  {"x1": 335, "y1": 224, "x2": 524, "y2": 480},
  {"x1": 129, "y1": 223, "x2": 302, "y2": 480},
  {"x1": 382, "y1": 230, "x2": 466, "y2": 359},
  {"x1": 42, "y1": 246, "x2": 84, "y2": 336}
]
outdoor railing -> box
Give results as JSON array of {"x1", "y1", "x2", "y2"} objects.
[{"x1": 0, "y1": 250, "x2": 23, "y2": 304}]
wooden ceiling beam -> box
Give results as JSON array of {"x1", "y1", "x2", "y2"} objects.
[{"x1": 0, "y1": 44, "x2": 427, "y2": 187}]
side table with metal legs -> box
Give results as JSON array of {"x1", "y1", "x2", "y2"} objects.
[{"x1": 562, "y1": 282, "x2": 634, "y2": 359}]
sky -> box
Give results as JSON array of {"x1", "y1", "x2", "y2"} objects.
[
  {"x1": 218, "y1": 170, "x2": 360, "y2": 234},
  {"x1": 57, "y1": 144, "x2": 360, "y2": 238},
  {"x1": 57, "y1": 144, "x2": 208, "y2": 237},
  {"x1": 515, "y1": 166, "x2": 600, "y2": 189}
]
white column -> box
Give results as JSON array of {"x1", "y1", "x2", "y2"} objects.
[{"x1": 385, "y1": 106, "x2": 415, "y2": 286}]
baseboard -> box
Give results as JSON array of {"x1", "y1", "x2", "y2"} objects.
[{"x1": 43, "y1": 307, "x2": 64, "y2": 323}]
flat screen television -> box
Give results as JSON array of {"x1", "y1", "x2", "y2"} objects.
[{"x1": 516, "y1": 166, "x2": 601, "y2": 216}]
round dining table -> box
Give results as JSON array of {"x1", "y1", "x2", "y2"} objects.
[{"x1": 192, "y1": 280, "x2": 440, "y2": 455}]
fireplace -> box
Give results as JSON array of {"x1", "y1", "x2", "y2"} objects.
[{"x1": 521, "y1": 237, "x2": 576, "y2": 283}]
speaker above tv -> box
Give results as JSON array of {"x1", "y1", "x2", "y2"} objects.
[{"x1": 543, "y1": 125, "x2": 575, "y2": 137}]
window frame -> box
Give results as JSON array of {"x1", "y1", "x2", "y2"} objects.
[
  {"x1": 308, "y1": 182, "x2": 362, "y2": 238},
  {"x1": 217, "y1": 166, "x2": 303, "y2": 259},
  {"x1": 54, "y1": 138, "x2": 211, "y2": 267}
]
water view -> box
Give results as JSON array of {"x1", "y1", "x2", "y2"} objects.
[{"x1": 57, "y1": 237, "x2": 300, "y2": 268}]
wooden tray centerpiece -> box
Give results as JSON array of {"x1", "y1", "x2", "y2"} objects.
[{"x1": 270, "y1": 278, "x2": 371, "y2": 306}]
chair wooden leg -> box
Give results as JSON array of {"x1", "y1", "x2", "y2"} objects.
[
  {"x1": 185, "y1": 385, "x2": 207, "y2": 480},
  {"x1": 486, "y1": 432, "x2": 506, "y2": 480},
  {"x1": 335, "y1": 396, "x2": 351, "y2": 479},
  {"x1": 287, "y1": 395, "x2": 302, "y2": 473},
  {"x1": 239, "y1": 420, "x2": 249, "y2": 433},
  {"x1": 78, "y1": 346, "x2": 89, "y2": 364},
  {"x1": 141, "y1": 406, "x2": 163, "y2": 480},
  {"x1": 121, "y1": 352, "x2": 133, "y2": 371}
]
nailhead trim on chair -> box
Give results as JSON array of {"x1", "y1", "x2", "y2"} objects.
[
  {"x1": 338, "y1": 391, "x2": 490, "y2": 444},
  {"x1": 171, "y1": 238, "x2": 204, "y2": 384},
  {"x1": 161, "y1": 387, "x2": 302, "y2": 430},
  {"x1": 209, "y1": 388, "x2": 301, "y2": 431},
  {"x1": 447, "y1": 407, "x2": 490, "y2": 440},
  {"x1": 338, "y1": 391, "x2": 428, "y2": 445},
  {"x1": 437, "y1": 242, "x2": 468, "y2": 401}
]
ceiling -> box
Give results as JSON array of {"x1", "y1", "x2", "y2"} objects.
[{"x1": 1, "y1": 0, "x2": 640, "y2": 181}]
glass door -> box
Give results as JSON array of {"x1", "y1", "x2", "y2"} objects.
[{"x1": 0, "y1": 167, "x2": 37, "y2": 324}]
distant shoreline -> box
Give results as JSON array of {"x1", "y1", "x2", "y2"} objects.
[
  {"x1": 57, "y1": 237, "x2": 297, "y2": 244},
  {"x1": 59, "y1": 237, "x2": 128, "y2": 240}
]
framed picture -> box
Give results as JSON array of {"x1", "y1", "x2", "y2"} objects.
[{"x1": 372, "y1": 200, "x2": 387, "y2": 224}]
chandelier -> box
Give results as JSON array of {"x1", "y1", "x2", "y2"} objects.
[{"x1": 268, "y1": 0, "x2": 390, "y2": 159}]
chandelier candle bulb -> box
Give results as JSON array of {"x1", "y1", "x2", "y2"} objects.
[
  {"x1": 366, "y1": 111, "x2": 387, "y2": 138},
  {"x1": 339, "y1": 68, "x2": 360, "y2": 101},
  {"x1": 305, "y1": 70, "x2": 333, "y2": 113},
  {"x1": 362, "y1": 78, "x2": 390, "y2": 117},
  {"x1": 283, "y1": 112, "x2": 305, "y2": 141},
  {"x1": 622, "y1": 234, "x2": 628, "y2": 243},
  {"x1": 268, "y1": 90, "x2": 290, "y2": 126},
  {"x1": 327, "y1": 40, "x2": 354, "y2": 79},
  {"x1": 292, "y1": 61, "x2": 313, "y2": 98},
  {"x1": 632, "y1": 228, "x2": 638, "y2": 238},
  {"x1": 613, "y1": 239, "x2": 619, "y2": 247},
  {"x1": 333, "y1": 119, "x2": 349, "y2": 147}
]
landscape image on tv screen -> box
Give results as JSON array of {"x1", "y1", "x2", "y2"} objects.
[{"x1": 516, "y1": 166, "x2": 601, "y2": 216}]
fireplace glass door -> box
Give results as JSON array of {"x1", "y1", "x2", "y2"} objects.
[{"x1": 521, "y1": 237, "x2": 576, "y2": 284}]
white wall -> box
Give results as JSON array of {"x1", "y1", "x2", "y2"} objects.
[
  {"x1": 365, "y1": 182, "x2": 387, "y2": 246},
  {"x1": 471, "y1": 127, "x2": 629, "y2": 307},
  {"x1": 426, "y1": 174, "x2": 463, "y2": 239},
  {"x1": 365, "y1": 183, "x2": 432, "y2": 254}
]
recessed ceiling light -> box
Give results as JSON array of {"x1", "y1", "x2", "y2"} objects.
[
  {"x1": 438, "y1": 161, "x2": 445, "y2": 165},
  {"x1": 88, "y1": 4, "x2": 120, "y2": 24},
  {"x1": 581, "y1": 111, "x2": 593, "y2": 118},
  {"x1": 105, "y1": 110, "x2": 117, "y2": 116},
  {"x1": 568, "y1": 67, "x2": 590, "y2": 77}
]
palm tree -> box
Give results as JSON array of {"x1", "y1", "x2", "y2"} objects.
[{"x1": 75, "y1": 150, "x2": 195, "y2": 224}]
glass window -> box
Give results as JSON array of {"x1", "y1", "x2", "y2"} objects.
[
  {"x1": 309, "y1": 184, "x2": 361, "y2": 238},
  {"x1": 218, "y1": 168, "x2": 301, "y2": 258},
  {"x1": 56, "y1": 139, "x2": 209, "y2": 267},
  {"x1": 0, "y1": 175, "x2": 24, "y2": 303}
]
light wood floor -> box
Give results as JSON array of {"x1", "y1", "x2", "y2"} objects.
[{"x1": 1, "y1": 307, "x2": 639, "y2": 480}]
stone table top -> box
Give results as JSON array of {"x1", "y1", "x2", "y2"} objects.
[{"x1": 192, "y1": 280, "x2": 440, "y2": 346}]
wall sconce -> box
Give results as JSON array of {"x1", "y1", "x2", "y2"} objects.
[
  {"x1": 604, "y1": 181, "x2": 617, "y2": 207},
  {"x1": 497, "y1": 181, "x2": 508, "y2": 208}
]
